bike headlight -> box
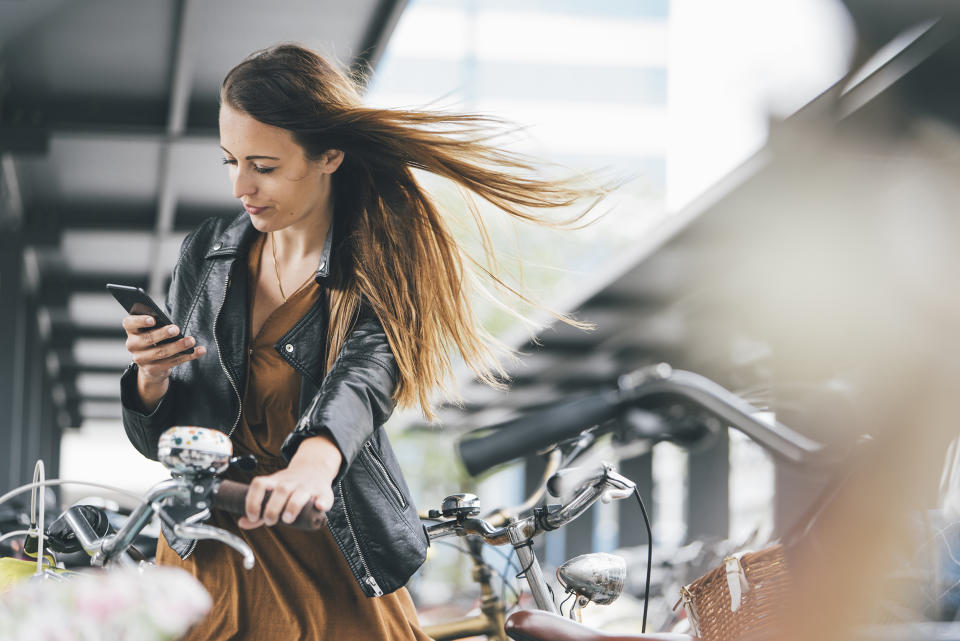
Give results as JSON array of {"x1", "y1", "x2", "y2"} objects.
[{"x1": 557, "y1": 552, "x2": 627, "y2": 606}]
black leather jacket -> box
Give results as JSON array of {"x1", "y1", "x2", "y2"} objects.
[{"x1": 119, "y1": 212, "x2": 428, "y2": 597}]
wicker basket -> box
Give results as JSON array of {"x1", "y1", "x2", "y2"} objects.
[{"x1": 675, "y1": 544, "x2": 791, "y2": 641}]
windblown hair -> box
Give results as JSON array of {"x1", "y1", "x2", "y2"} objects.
[{"x1": 221, "y1": 44, "x2": 608, "y2": 418}]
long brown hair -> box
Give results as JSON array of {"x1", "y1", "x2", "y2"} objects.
[{"x1": 221, "y1": 44, "x2": 609, "y2": 418}]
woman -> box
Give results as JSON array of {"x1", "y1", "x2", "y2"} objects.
[{"x1": 119, "y1": 44, "x2": 605, "y2": 639}]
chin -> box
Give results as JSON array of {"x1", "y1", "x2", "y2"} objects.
[{"x1": 247, "y1": 213, "x2": 279, "y2": 233}]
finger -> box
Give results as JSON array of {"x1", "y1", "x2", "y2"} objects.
[
  {"x1": 245, "y1": 477, "x2": 275, "y2": 525},
  {"x1": 139, "y1": 345, "x2": 206, "y2": 378},
  {"x1": 262, "y1": 483, "x2": 295, "y2": 526},
  {"x1": 128, "y1": 328, "x2": 175, "y2": 358},
  {"x1": 125, "y1": 323, "x2": 179, "y2": 353},
  {"x1": 313, "y1": 487, "x2": 334, "y2": 513},
  {"x1": 282, "y1": 489, "x2": 313, "y2": 524},
  {"x1": 122, "y1": 315, "x2": 157, "y2": 332},
  {"x1": 237, "y1": 515, "x2": 260, "y2": 530},
  {"x1": 134, "y1": 336, "x2": 195, "y2": 365},
  {"x1": 138, "y1": 324, "x2": 182, "y2": 348}
]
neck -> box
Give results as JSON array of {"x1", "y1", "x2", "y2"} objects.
[{"x1": 271, "y1": 200, "x2": 332, "y2": 266}]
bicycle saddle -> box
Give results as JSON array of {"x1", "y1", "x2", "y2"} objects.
[{"x1": 504, "y1": 610, "x2": 695, "y2": 641}]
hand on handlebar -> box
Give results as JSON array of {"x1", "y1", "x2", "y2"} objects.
[{"x1": 238, "y1": 436, "x2": 341, "y2": 529}]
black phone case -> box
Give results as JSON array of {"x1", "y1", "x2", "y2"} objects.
[{"x1": 106, "y1": 284, "x2": 194, "y2": 354}]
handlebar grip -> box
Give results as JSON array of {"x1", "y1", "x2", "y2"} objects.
[
  {"x1": 457, "y1": 390, "x2": 622, "y2": 476},
  {"x1": 213, "y1": 480, "x2": 327, "y2": 531}
]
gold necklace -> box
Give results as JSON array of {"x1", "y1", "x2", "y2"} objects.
[
  {"x1": 270, "y1": 232, "x2": 314, "y2": 303},
  {"x1": 271, "y1": 232, "x2": 288, "y2": 302}
]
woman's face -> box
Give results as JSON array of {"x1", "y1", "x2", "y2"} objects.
[{"x1": 218, "y1": 104, "x2": 342, "y2": 232}]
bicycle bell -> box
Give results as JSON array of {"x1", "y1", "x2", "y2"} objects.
[
  {"x1": 557, "y1": 552, "x2": 626, "y2": 607},
  {"x1": 158, "y1": 426, "x2": 233, "y2": 476},
  {"x1": 441, "y1": 493, "x2": 481, "y2": 519}
]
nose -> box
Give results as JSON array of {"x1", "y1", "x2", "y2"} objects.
[{"x1": 231, "y1": 168, "x2": 257, "y2": 200}]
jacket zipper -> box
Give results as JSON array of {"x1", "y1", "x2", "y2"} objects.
[
  {"x1": 184, "y1": 270, "x2": 241, "y2": 563},
  {"x1": 213, "y1": 273, "x2": 242, "y2": 437},
  {"x1": 363, "y1": 441, "x2": 407, "y2": 509},
  {"x1": 182, "y1": 538, "x2": 198, "y2": 561},
  {"x1": 338, "y1": 479, "x2": 383, "y2": 597}
]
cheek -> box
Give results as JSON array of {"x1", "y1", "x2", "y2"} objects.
[{"x1": 287, "y1": 180, "x2": 320, "y2": 209}]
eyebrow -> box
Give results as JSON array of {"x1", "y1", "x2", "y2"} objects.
[{"x1": 219, "y1": 145, "x2": 280, "y2": 161}]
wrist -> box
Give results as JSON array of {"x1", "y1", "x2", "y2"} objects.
[
  {"x1": 136, "y1": 369, "x2": 169, "y2": 412},
  {"x1": 292, "y1": 434, "x2": 343, "y2": 475},
  {"x1": 137, "y1": 366, "x2": 168, "y2": 387}
]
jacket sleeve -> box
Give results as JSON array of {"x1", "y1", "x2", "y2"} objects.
[
  {"x1": 118, "y1": 224, "x2": 204, "y2": 460},
  {"x1": 281, "y1": 306, "x2": 399, "y2": 481},
  {"x1": 119, "y1": 363, "x2": 181, "y2": 460}
]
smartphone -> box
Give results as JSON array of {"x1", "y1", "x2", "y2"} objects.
[{"x1": 106, "y1": 283, "x2": 194, "y2": 355}]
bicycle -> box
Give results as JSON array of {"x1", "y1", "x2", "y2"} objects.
[
  {"x1": 422, "y1": 363, "x2": 834, "y2": 640},
  {"x1": 0, "y1": 425, "x2": 325, "y2": 640},
  {"x1": 451, "y1": 364, "x2": 959, "y2": 641}
]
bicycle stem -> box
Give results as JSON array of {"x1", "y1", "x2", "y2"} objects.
[{"x1": 98, "y1": 479, "x2": 187, "y2": 564}]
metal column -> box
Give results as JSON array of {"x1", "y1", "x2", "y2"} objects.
[
  {"x1": 686, "y1": 430, "x2": 730, "y2": 541},
  {"x1": 0, "y1": 231, "x2": 27, "y2": 492},
  {"x1": 618, "y1": 452, "x2": 653, "y2": 547}
]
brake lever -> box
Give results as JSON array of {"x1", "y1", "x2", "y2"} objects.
[
  {"x1": 173, "y1": 521, "x2": 255, "y2": 570},
  {"x1": 599, "y1": 469, "x2": 636, "y2": 503},
  {"x1": 601, "y1": 487, "x2": 635, "y2": 503}
]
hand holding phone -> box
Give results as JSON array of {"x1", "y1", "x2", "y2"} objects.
[{"x1": 108, "y1": 284, "x2": 205, "y2": 385}]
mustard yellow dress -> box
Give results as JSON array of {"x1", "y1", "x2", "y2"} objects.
[{"x1": 157, "y1": 233, "x2": 431, "y2": 640}]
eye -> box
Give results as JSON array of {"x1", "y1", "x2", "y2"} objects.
[
  {"x1": 254, "y1": 166, "x2": 276, "y2": 175},
  {"x1": 221, "y1": 157, "x2": 236, "y2": 166}
]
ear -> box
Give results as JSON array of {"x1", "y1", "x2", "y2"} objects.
[{"x1": 318, "y1": 149, "x2": 344, "y2": 175}]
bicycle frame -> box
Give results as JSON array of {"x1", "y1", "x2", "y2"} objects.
[{"x1": 421, "y1": 536, "x2": 509, "y2": 641}]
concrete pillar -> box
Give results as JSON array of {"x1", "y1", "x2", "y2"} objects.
[
  {"x1": 0, "y1": 232, "x2": 27, "y2": 493},
  {"x1": 618, "y1": 452, "x2": 654, "y2": 547},
  {"x1": 686, "y1": 430, "x2": 730, "y2": 541},
  {"x1": 773, "y1": 461, "x2": 830, "y2": 539}
]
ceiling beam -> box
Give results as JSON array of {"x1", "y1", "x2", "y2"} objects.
[
  {"x1": 57, "y1": 361, "x2": 127, "y2": 377},
  {"x1": 0, "y1": 126, "x2": 48, "y2": 153},
  {"x1": 37, "y1": 274, "x2": 151, "y2": 304},
  {"x1": 23, "y1": 203, "x2": 235, "y2": 246},
  {"x1": 148, "y1": 0, "x2": 204, "y2": 299},
  {"x1": 353, "y1": 0, "x2": 409, "y2": 82},
  {"x1": 47, "y1": 327, "x2": 126, "y2": 349}
]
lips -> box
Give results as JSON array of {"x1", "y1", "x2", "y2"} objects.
[{"x1": 243, "y1": 203, "x2": 269, "y2": 215}]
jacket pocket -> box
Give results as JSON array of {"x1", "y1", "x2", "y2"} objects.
[{"x1": 360, "y1": 440, "x2": 408, "y2": 511}]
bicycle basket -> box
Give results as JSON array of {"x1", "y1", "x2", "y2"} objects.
[{"x1": 675, "y1": 544, "x2": 791, "y2": 641}]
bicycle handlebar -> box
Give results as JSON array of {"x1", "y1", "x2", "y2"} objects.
[
  {"x1": 457, "y1": 364, "x2": 830, "y2": 476},
  {"x1": 426, "y1": 463, "x2": 635, "y2": 546},
  {"x1": 95, "y1": 477, "x2": 326, "y2": 567},
  {"x1": 212, "y1": 480, "x2": 327, "y2": 530}
]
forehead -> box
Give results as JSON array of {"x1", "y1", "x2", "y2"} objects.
[{"x1": 218, "y1": 105, "x2": 300, "y2": 155}]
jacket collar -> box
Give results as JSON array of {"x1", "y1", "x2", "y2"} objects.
[{"x1": 205, "y1": 210, "x2": 334, "y2": 281}]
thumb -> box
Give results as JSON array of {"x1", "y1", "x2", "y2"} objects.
[{"x1": 314, "y1": 490, "x2": 333, "y2": 512}]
